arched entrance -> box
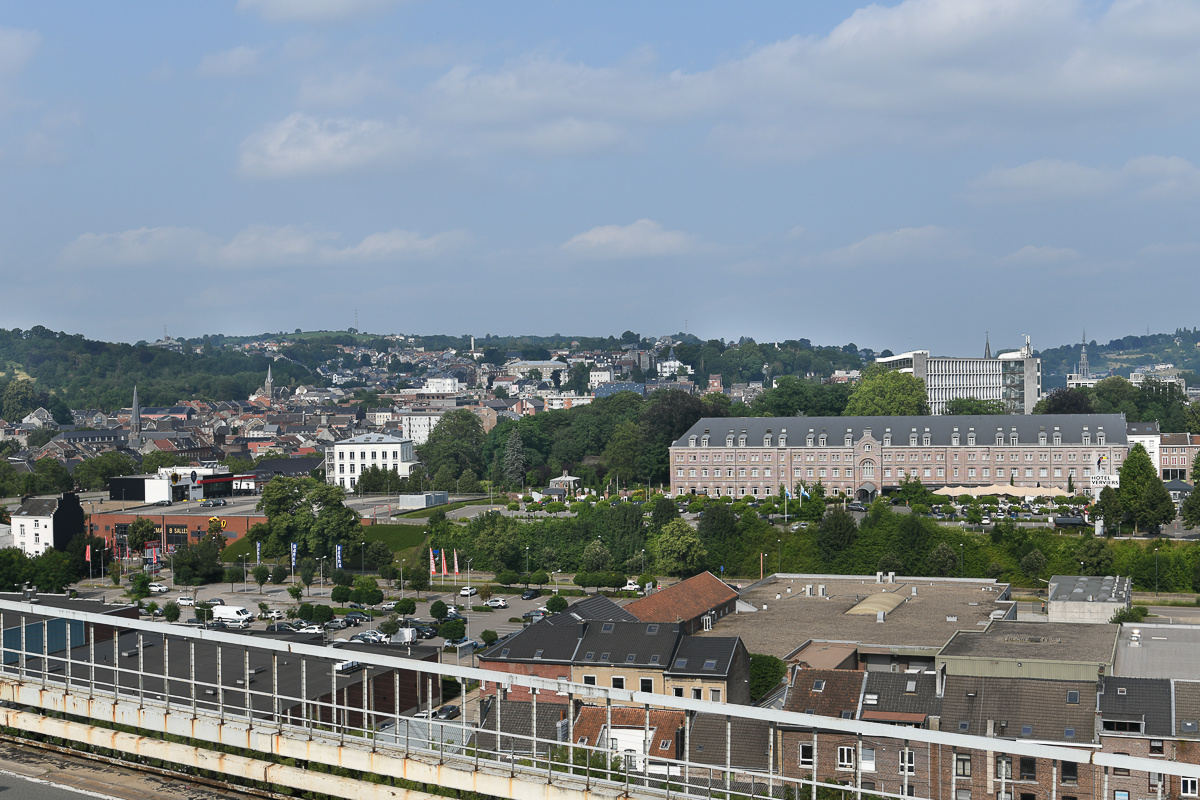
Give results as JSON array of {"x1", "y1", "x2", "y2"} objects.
[{"x1": 856, "y1": 482, "x2": 877, "y2": 502}]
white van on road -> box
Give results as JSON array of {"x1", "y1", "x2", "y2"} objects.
[{"x1": 210, "y1": 605, "x2": 254, "y2": 627}]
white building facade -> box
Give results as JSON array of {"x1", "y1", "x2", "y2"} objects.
[
  {"x1": 324, "y1": 433, "x2": 418, "y2": 490},
  {"x1": 876, "y1": 337, "x2": 1041, "y2": 415}
]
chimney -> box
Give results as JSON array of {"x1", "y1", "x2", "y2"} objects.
[
  {"x1": 818, "y1": 585, "x2": 826, "y2": 597},
  {"x1": 912, "y1": 586, "x2": 918, "y2": 596},
  {"x1": 876, "y1": 611, "x2": 885, "y2": 623},
  {"x1": 875, "y1": 572, "x2": 883, "y2": 583}
]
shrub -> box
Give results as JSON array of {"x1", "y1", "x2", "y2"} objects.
[
  {"x1": 298, "y1": 603, "x2": 314, "y2": 620},
  {"x1": 507, "y1": 503, "x2": 520, "y2": 511},
  {"x1": 162, "y1": 601, "x2": 180, "y2": 623},
  {"x1": 270, "y1": 565, "x2": 288, "y2": 585},
  {"x1": 545, "y1": 595, "x2": 568, "y2": 613},
  {"x1": 311, "y1": 605, "x2": 334, "y2": 624}
]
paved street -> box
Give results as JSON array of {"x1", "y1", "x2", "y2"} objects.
[{"x1": 0, "y1": 742, "x2": 245, "y2": 800}]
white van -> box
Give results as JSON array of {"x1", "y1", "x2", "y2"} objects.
[{"x1": 211, "y1": 605, "x2": 254, "y2": 628}]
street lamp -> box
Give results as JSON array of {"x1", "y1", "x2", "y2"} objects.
[
  {"x1": 641, "y1": 548, "x2": 645, "y2": 576},
  {"x1": 525, "y1": 546, "x2": 530, "y2": 575},
  {"x1": 362, "y1": 541, "x2": 366, "y2": 576},
  {"x1": 960, "y1": 543, "x2": 964, "y2": 578}
]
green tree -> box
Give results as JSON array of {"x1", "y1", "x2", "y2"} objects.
[
  {"x1": 408, "y1": 571, "x2": 429, "y2": 597},
  {"x1": 480, "y1": 629, "x2": 499, "y2": 647},
  {"x1": 1096, "y1": 486, "x2": 1123, "y2": 534},
  {"x1": 1191, "y1": 451, "x2": 1200, "y2": 484},
  {"x1": 440, "y1": 619, "x2": 466, "y2": 641},
  {"x1": 1033, "y1": 387, "x2": 1095, "y2": 415},
  {"x1": 603, "y1": 420, "x2": 641, "y2": 482},
  {"x1": 364, "y1": 540, "x2": 394, "y2": 571},
  {"x1": 545, "y1": 595, "x2": 568, "y2": 613},
  {"x1": 163, "y1": 601, "x2": 180, "y2": 623},
  {"x1": 1181, "y1": 486, "x2": 1200, "y2": 530},
  {"x1": 496, "y1": 569, "x2": 519, "y2": 586},
  {"x1": 130, "y1": 572, "x2": 151, "y2": 599},
  {"x1": 1137, "y1": 478, "x2": 1176, "y2": 533},
  {"x1": 1020, "y1": 548, "x2": 1047, "y2": 581},
  {"x1": 965, "y1": 503, "x2": 984, "y2": 525},
  {"x1": 287, "y1": 584, "x2": 303, "y2": 603},
  {"x1": 530, "y1": 570, "x2": 549, "y2": 587},
  {"x1": 503, "y1": 430, "x2": 527, "y2": 487},
  {"x1": 1078, "y1": 538, "x2": 1114, "y2": 575},
  {"x1": 943, "y1": 397, "x2": 1006, "y2": 415},
  {"x1": 816, "y1": 507, "x2": 857, "y2": 565},
  {"x1": 1118, "y1": 443, "x2": 1159, "y2": 533},
  {"x1": 417, "y1": 409, "x2": 485, "y2": 479},
  {"x1": 396, "y1": 597, "x2": 416, "y2": 616},
  {"x1": 331, "y1": 585, "x2": 351, "y2": 604},
  {"x1": 748, "y1": 654, "x2": 786, "y2": 702},
  {"x1": 225, "y1": 564, "x2": 244, "y2": 592},
  {"x1": 843, "y1": 365, "x2": 930, "y2": 416},
  {"x1": 271, "y1": 565, "x2": 288, "y2": 584},
  {"x1": 140, "y1": 451, "x2": 193, "y2": 474},
  {"x1": 2, "y1": 379, "x2": 39, "y2": 422},
  {"x1": 126, "y1": 517, "x2": 157, "y2": 556},
  {"x1": 252, "y1": 564, "x2": 270, "y2": 593},
  {"x1": 429, "y1": 600, "x2": 449, "y2": 622},
  {"x1": 925, "y1": 542, "x2": 959, "y2": 577},
  {"x1": 657, "y1": 519, "x2": 706, "y2": 578},
  {"x1": 581, "y1": 541, "x2": 612, "y2": 573},
  {"x1": 378, "y1": 614, "x2": 401, "y2": 638}
]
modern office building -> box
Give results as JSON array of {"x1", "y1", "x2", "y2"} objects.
[
  {"x1": 875, "y1": 335, "x2": 1041, "y2": 415},
  {"x1": 324, "y1": 433, "x2": 418, "y2": 490}
]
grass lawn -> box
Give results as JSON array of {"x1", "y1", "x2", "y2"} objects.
[
  {"x1": 394, "y1": 499, "x2": 496, "y2": 518},
  {"x1": 222, "y1": 524, "x2": 427, "y2": 568}
]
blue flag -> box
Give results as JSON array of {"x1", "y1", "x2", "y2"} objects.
[
  {"x1": 336, "y1": 544, "x2": 343, "y2": 569},
  {"x1": 800, "y1": 486, "x2": 811, "y2": 499},
  {"x1": 256, "y1": 541, "x2": 261, "y2": 565},
  {"x1": 290, "y1": 542, "x2": 297, "y2": 567}
]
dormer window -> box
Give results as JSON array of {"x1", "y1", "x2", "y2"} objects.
[
  {"x1": 689, "y1": 435, "x2": 697, "y2": 447},
  {"x1": 844, "y1": 434, "x2": 853, "y2": 447},
  {"x1": 1038, "y1": 433, "x2": 1047, "y2": 445},
  {"x1": 967, "y1": 433, "x2": 975, "y2": 446},
  {"x1": 818, "y1": 434, "x2": 827, "y2": 447},
  {"x1": 764, "y1": 435, "x2": 772, "y2": 447},
  {"x1": 726, "y1": 435, "x2": 734, "y2": 447},
  {"x1": 1053, "y1": 432, "x2": 1062, "y2": 445},
  {"x1": 952, "y1": 434, "x2": 960, "y2": 446},
  {"x1": 1098, "y1": 431, "x2": 1106, "y2": 445},
  {"x1": 883, "y1": 434, "x2": 891, "y2": 446},
  {"x1": 807, "y1": 435, "x2": 814, "y2": 447},
  {"x1": 778, "y1": 434, "x2": 786, "y2": 447},
  {"x1": 701, "y1": 435, "x2": 710, "y2": 447},
  {"x1": 738, "y1": 434, "x2": 747, "y2": 447},
  {"x1": 923, "y1": 434, "x2": 931, "y2": 446},
  {"x1": 1010, "y1": 433, "x2": 1019, "y2": 446},
  {"x1": 909, "y1": 434, "x2": 918, "y2": 446},
  {"x1": 996, "y1": 433, "x2": 1004, "y2": 446},
  {"x1": 1082, "y1": 433, "x2": 1091, "y2": 445}
]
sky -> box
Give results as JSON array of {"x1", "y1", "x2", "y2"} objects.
[{"x1": 2, "y1": 0, "x2": 1200, "y2": 355}]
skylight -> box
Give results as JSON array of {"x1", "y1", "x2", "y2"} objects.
[
  {"x1": 813, "y1": 680, "x2": 825, "y2": 692},
  {"x1": 703, "y1": 659, "x2": 718, "y2": 670},
  {"x1": 601, "y1": 623, "x2": 615, "y2": 633},
  {"x1": 646, "y1": 624, "x2": 658, "y2": 634},
  {"x1": 675, "y1": 658, "x2": 687, "y2": 669}
]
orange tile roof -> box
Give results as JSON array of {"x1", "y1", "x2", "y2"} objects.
[
  {"x1": 624, "y1": 572, "x2": 737, "y2": 624},
  {"x1": 572, "y1": 706, "x2": 684, "y2": 758}
]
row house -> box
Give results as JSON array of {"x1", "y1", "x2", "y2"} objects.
[{"x1": 670, "y1": 414, "x2": 1129, "y2": 501}]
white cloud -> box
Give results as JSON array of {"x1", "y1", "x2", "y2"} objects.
[
  {"x1": 239, "y1": 112, "x2": 424, "y2": 177},
  {"x1": 61, "y1": 224, "x2": 459, "y2": 267},
  {"x1": 197, "y1": 46, "x2": 262, "y2": 77},
  {"x1": 999, "y1": 245, "x2": 1081, "y2": 265},
  {"x1": 820, "y1": 225, "x2": 955, "y2": 267},
  {"x1": 0, "y1": 27, "x2": 39, "y2": 79},
  {"x1": 970, "y1": 155, "x2": 1200, "y2": 201},
  {"x1": 562, "y1": 219, "x2": 697, "y2": 258},
  {"x1": 237, "y1": 0, "x2": 397, "y2": 23}
]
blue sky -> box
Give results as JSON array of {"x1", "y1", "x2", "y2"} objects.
[{"x1": 3, "y1": 0, "x2": 1200, "y2": 354}]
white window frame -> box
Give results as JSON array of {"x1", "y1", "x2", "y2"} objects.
[
  {"x1": 837, "y1": 746, "x2": 855, "y2": 770},
  {"x1": 861, "y1": 747, "x2": 876, "y2": 772},
  {"x1": 1182, "y1": 778, "x2": 1198, "y2": 797},
  {"x1": 799, "y1": 743, "x2": 814, "y2": 768},
  {"x1": 899, "y1": 748, "x2": 915, "y2": 774}
]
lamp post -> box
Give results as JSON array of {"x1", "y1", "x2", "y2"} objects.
[
  {"x1": 777, "y1": 538, "x2": 782, "y2": 574},
  {"x1": 641, "y1": 548, "x2": 645, "y2": 576},
  {"x1": 321, "y1": 556, "x2": 327, "y2": 594},
  {"x1": 525, "y1": 546, "x2": 530, "y2": 575},
  {"x1": 361, "y1": 541, "x2": 366, "y2": 576},
  {"x1": 960, "y1": 543, "x2": 964, "y2": 578},
  {"x1": 239, "y1": 554, "x2": 249, "y2": 596}
]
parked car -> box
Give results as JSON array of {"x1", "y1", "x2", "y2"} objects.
[
  {"x1": 208, "y1": 598, "x2": 225, "y2": 606},
  {"x1": 435, "y1": 704, "x2": 461, "y2": 720},
  {"x1": 847, "y1": 503, "x2": 868, "y2": 512},
  {"x1": 147, "y1": 583, "x2": 169, "y2": 594},
  {"x1": 980, "y1": 517, "x2": 992, "y2": 525},
  {"x1": 212, "y1": 499, "x2": 227, "y2": 506},
  {"x1": 485, "y1": 598, "x2": 508, "y2": 609},
  {"x1": 446, "y1": 638, "x2": 480, "y2": 651},
  {"x1": 352, "y1": 630, "x2": 386, "y2": 644},
  {"x1": 347, "y1": 602, "x2": 365, "y2": 610},
  {"x1": 177, "y1": 596, "x2": 195, "y2": 606},
  {"x1": 265, "y1": 623, "x2": 294, "y2": 632},
  {"x1": 789, "y1": 522, "x2": 808, "y2": 532},
  {"x1": 266, "y1": 609, "x2": 285, "y2": 620},
  {"x1": 297, "y1": 624, "x2": 323, "y2": 634},
  {"x1": 412, "y1": 709, "x2": 435, "y2": 719},
  {"x1": 324, "y1": 619, "x2": 348, "y2": 630},
  {"x1": 380, "y1": 601, "x2": 397, "y2": 611},
  {"x1": 205, "y1": 620, "x2": 229, "y2": 631},
  {"x1": 459, "y1": 586, "x2": 477, "y2": 597},
  {"x1": 153, "y1": 500, "x2": 172, "y2": 507},
  {"x1": 520, "y1": 589, "x2": 540, "y2": 600},
  {"x1": 199, "y1": 500, "x2": 217, "y2": 507},
  {"x1": 344, "y1": 611, "x2": 370, "y2": 625}
]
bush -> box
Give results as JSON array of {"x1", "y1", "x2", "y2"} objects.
[
  {"x1": 480, "y1": 629, "x2": 499, "y2": 646},
  {"x1": 270, "y1": 565, "x2": 288, "y2": 585},
  {"x1": 545, "y1": 595, "x2": 568, "y2": 613},
  {"x1": 507, "y1": 503, "x2": 520, "y2": 512},
  {"x1": 163, "y1": 601, "x2": 180, "y2": 623},
  {"x1": 429, "y1": 600, "x2": 449, "y2": 621},
  {"x1": 332, "y1": 569, "x2": 354, "y2": 587},
  {"x1": 496, "y1": 570, "x2": 520, "y2": 586},
  {"x1": 311, "y1": 605, "x2": 334, "y2": 624},
  {"x1": 439, "y1": 619, "x2": 466, "y2": 640},
  {"x1": 1111, "y1": 606, "x2": 1149, "y2": 625},
  {"x1": 298, "y1": 602, "x2": 314, "y2": 620}
]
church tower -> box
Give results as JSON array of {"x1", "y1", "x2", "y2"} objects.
[
  {"x1": 983, "y1": 332, "x2": 992, "y2": 360},
  {"x1": 131, "y1": 385, "x2": 142, "y2": 444},
  {"x1": 264, "y1": 364, "x2": 274, "y2": 398}
]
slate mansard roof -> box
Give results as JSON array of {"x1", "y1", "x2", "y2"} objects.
[{"x1": 672, "y1": 414, "x2": 1129, "y2": 448}]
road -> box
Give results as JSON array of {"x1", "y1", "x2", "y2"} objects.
[{"x1": 0, "y1": 742, "x2": 246, "y2": 800}]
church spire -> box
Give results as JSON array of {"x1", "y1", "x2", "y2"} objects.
[
  {"x1": 131, "y1": 385, "x2": 141, "y2": 440},
  {"x1": 984, "y1": 332, "x2": 992, "y2": 360},
  {"x1": 264, "y1": 363, "x2": 274, "y2": 398}
]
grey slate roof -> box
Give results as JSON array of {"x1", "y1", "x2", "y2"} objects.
[
  {"x1": 673, "y1": 414, "x2": 1129, "y2": 448},
  {"x1": 544, "y1": 595, "x2": 639, "y2": 626},
  {"x1": 941, "y1": 676, "x2": 1097, "y2": 743},
  {"x1": 664, "y1": 636, "x2": 742, "y2": 678},
  {"x1": 472, "y1": 698, "x2": 567, "y2": 755},
  {"x1": 477, "y1": 622, "x2": 581, "y2": 664},
  {"x1": 13, "y1": 498, "x2": 59, "y2": 518},
  {"x1": 687, "y1": 712, "x2": 772, "y2": 770},
  {"x1": 862, "y1": 672, "x2": 942, "y2": 718},
  {"x1": 1173, "y1": 681, "x2": 1200, "y2": 738},
  {"x1": 575, "y1": 621, "x2": 682, "y2": 669},
  {"x1": 1100, "y1": 676, "x2": 1172, "y2": 737}
]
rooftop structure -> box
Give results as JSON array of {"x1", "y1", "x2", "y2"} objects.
[
  {"x1": 939, "y1": 621, "x2": 1118, "y2": 681},
  {"x1": 1113, "y1": 623, "x2": 1200, "y2": 680},
  {"x1": 875, "y1": 336, "x2": 1041, "y2": 415},
  {"x1": 1047, "y1": 575, "x2": 1131, "y2": 623},
  {"x1": 703, "y1": 575, "x2": 1013, "y2": 661}
]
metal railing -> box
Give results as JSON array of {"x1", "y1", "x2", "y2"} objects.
[{"x1": 0, "y1": 598, "x2": 1194, "y2": 800}]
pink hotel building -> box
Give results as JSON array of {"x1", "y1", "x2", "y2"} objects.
[{"x1": 669, "y1": 414, "x2": 1130, "y2": 502}]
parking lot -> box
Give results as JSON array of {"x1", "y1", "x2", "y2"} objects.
[{"x1": 85, "y1": 575, "x2": 580, "y2": 663}]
